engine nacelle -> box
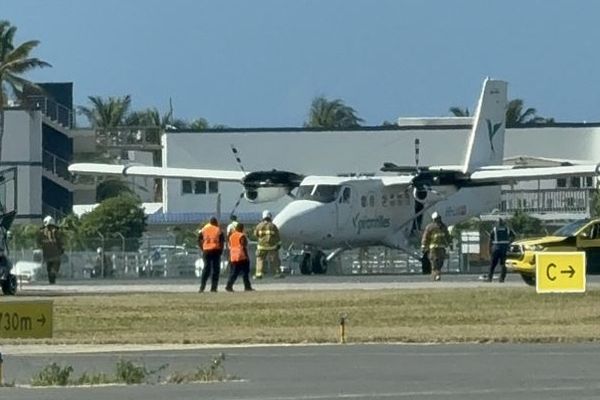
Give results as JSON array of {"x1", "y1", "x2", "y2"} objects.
[
  {"x1": 244, "y1": 187, "x2": 291, "y2": 203},
  {"x1": 412, "y1": 185, "x2": 457, "y2": 205}
]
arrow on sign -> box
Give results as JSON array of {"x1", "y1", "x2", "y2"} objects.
[
  {"x1": 561, "y1": 265, "x2": 575, "y2": 278},
  {"x1": 37, "y1": 314, "x2": 46, "y2": 326}
]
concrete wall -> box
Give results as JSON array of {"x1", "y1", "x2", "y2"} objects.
[{"x1": 1, "y1": 109, "x2": 43, "y2": 221}]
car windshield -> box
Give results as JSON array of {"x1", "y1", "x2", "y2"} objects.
[
  {"x1": 296, "y1": 184, "x2": 341, "y2": 203},
  {"x1": 553, "y1": 219, "x2": 590, "y2": 237}
]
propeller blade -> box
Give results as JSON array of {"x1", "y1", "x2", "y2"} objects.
[
  {"x1": 229, "y1": 191, "x2": 245, "y2": 219},
  {"x1": 230, "y1": 144, "x2": 247, "y2": 175}
]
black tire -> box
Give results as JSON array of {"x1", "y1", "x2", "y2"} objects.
[
  {"x1": 311, "y1": 251, "x2": 327, "y2": 274},
  {"x1": 520, "y1": 274, "x2": 536, "y2": 287},
  {"x1": 1, "y1": 274, "x2": 18, "y2": 295},
  {"x1": 299, "y1": 253, "x2": 312, "y2": 275}
]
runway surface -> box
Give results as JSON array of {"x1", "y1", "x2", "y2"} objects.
[
  {"x1": 2, "y1": 344, "x2": 599, "y2": 399},
  {"x1": 13, "y1": 273, "x2": 600, "y2": 295}
]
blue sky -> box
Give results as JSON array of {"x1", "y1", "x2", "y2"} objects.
[{"x1": 3, "y1": 0, "x2": 600, "y2": 127}]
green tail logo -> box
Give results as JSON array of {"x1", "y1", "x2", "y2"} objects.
[{"x1": 486, "y1": 119, "x2": 502, "y2": 152}]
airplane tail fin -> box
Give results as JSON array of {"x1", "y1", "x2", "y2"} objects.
[{"x1": 462, "y1": 78, "x2": 508, "y2": 173}]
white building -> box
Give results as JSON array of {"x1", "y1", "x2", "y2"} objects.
[{"x1": 156, "y1": 120, "x2": 600, "y2": 224}]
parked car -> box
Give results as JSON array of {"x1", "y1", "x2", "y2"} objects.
[{"x1": 506, "y1": 218, "x2": 600, "y2": 286}]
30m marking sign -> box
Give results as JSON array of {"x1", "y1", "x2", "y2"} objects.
[{"x1": 0, "y1": 300, "x2": 53, "y2": 338}]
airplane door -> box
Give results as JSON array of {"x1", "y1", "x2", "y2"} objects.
[
  {"x1": 576, "y1": 222, "x2": 600, "y2": 274},
  {"x1": 336, "y1": 186, "x2": 353, "y2": 231}
]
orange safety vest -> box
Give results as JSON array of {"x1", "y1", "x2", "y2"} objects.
[
  {"x1": 228, "y1": 231, "x2": 248, "y2": 262},
  {"x1": 201, "y1": 224, "x2": 222, "y2": 251}
]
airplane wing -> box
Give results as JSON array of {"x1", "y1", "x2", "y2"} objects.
[
  {"x1": 468, "y1": 164, "x2": 600, "y2": 184},
  {"x1": 380, "y1": 176, "x2": 416, "y2": 187},
  {"x1": 68, "y1": 163, "x2": 245, "y2": 182}
]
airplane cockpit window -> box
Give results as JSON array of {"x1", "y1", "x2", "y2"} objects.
[
  {"x1": 341, "y1": 187, "x2": 351, "y2": 203},
  {"x1": 297, "y1": 184, "x2": 340, "y2": 203}
]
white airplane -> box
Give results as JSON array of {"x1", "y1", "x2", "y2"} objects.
[{"x1": 69, "y1": 79, "x2": 600, "y2": 273}]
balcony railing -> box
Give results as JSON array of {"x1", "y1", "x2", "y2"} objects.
[
  {"x1": 499, "y1": 188, "x2": 592, "y2": 214},
  {"x1": 25, "y1": 95, "x2": 74, "y2": 128},
  {"x1": 95, "y1": 126, "x2": 162, "y2": 149},
  {"x1": 42, "y1": 150, "x2": 72, "y2": 182}
]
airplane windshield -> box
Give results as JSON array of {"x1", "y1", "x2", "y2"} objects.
[
  {"x1": 553, "y1": 219, "x2": 590, "y2": 237},
  {"x1": 296, "y1": 184, "x2": 341, "y2": 203}
]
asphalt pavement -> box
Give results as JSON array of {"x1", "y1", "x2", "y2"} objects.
[
  {"x1": 12, "y1": 273, "x2": 600, "y2": 295},
  {"x1": 1, "y1": 344, "x2": 599, "y2": 400}
]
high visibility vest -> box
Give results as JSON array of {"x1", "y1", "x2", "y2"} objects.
[
  {"x1": 201, "y1": 224, "x2": 222, "y2": 251},
  {"x1": 491, "y1": 226, "x2": 510, "y2": 245},
  {"x1": 229, "y1": 231, "x2": 248, "y2": 262}
]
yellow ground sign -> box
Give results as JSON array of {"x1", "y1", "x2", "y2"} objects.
[
  {"x1": 0, "y1": 300, "x2": 53, "y2": 338},
  {"x1": 536, "y1": 252, "x2": 586, "y2": 293}
]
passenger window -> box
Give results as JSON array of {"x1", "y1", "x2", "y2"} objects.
[
  {"x1": 389, "y1": 194, "x2": 395, "y2": 207},
  {"x1": 361, "y1": 196, "x2": 367, "y2": 207},
  {"x1": 397, "y1": 192, "x2": 403, "y2": 206},
  {"x1": 382, "y1": 195, "x2": 387, "y2": 207},
  {"x1": 369, "y1": 195, "x2": 375, "y2": 207}
]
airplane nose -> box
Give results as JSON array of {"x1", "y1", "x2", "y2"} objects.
[{"x1": 274, "y1": 201, "x2": 332, "y2": 242}]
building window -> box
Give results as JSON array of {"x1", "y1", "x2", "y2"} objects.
[
  {"x1": 208, "y1": 181, "x2": 219, "y2": 193},
  {"x1": 570, "y1": 176, "x2": 581, "y2": 188},
  {"x1": 182, "y1": 180, "x2": 192, "y2": 194},
  {"x1": 585, "y1": 176, "x2": 594, "y2": 188},
  {"x1": 194, "y1": 180, "x2": 207, "y2": 194},
  {"x1": 557, "y1": 178, "x2": 566, "y2": 188}
]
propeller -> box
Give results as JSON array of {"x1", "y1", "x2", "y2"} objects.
[{"x1": 229, "y1": 191, "x2": 245, "y2": 220}]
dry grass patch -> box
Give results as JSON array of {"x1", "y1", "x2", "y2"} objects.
[{"x1": 8, "y1": 288, "x2": 600, "y2": 344}]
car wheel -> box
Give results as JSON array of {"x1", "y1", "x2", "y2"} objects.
[
  {"x1": 1, "y1": 274, "x2": 18, "y2": 295},
  {"x1": 520, "y1": 274, "x2": 536, "y2": 287}
]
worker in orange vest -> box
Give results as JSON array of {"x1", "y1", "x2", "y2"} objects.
[
  {"x1": 198, "y1": 216, "x2": 224, "y2": 292},
  {"x1": 225, "y1": 223, "x2": 254, "y2": 292}
]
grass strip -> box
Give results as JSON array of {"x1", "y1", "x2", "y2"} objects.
[{"x1": 6, "y1": 288, "x2": 600, "y2": 344}]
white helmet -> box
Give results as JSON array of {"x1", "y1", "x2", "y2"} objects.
[
  {"x1": 262, "y1": 209, "x2": 272, "y2": 219},
  {"x1": 43, "y1": 215, "x2": 55, "y2": 227},
  {"x1": 431, "y1": 211, "x2": 440, "y2": 221}
]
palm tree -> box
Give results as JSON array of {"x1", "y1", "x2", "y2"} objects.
[
  {"x1": 449, "y1": 99, "x2": 552, "y2": 127},
  {"x1": 78, "y1": 95, "x2": 132, "y2": 128},
  {"x1": 305, "y1": 96, "x2": 363, "y2": 129},
  {"x1": 505, "y1": 98, "x2": 547, "y2": 128},
  {"x1": 0, "y1": 20, "x2": 51, "y2": 160},
  {"x1": 449, "y1": 107, "x2": 470, "y2": 117}
]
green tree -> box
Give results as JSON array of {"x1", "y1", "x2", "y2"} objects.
[
  {"x1": 77, "y1": 95, "x2": 132, "y2": 128},
  {"x1": 79, "y1": 195, "x2": 146, "y2": 251},
  {"x1": 305, "y1": 96, "x2": 363, "y2": 129},
  {"x1": 508, "y1": 210, "x2": 546, "y2": 237},
  {"x1": 96, "y1": 178, "x2": 135, "y2": 202},
  {"x1": 0, "y1": 20, "x2": 51, "y2": 160},
  {"x1": 505, "y1": 99, "x2": 547, "y2": 128},
  {"x1": 448, "y1": 107, "x2": 470, "y2": 117}
]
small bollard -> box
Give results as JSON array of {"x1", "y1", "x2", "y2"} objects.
[{"x1": 338, "y1": 313, "x2": 348, "y2": 344}]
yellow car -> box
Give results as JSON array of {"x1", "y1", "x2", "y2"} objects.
[{"x1": 506, "y1": 218, "x2": 600, "y2": 285}]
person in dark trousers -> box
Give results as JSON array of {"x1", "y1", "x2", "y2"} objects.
[
  {"x1": 37, "y1": 216, "x2": 64, "y2": 284},
  {"x1": 487, "y1": 218, "x2": 515, "y2": 282},
  {"x1": 225, "y1": 223, "x2": 254, "y2": 292},
  {"x1": 198, "y1": 216, "x2": 224, "y2": 292}
]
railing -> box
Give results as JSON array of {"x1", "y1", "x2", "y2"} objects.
[
  {"x1": 42, "y1": 150, "x2": 72, "y2": 182},
  {"x1": 499, "y1": 188, "x2": 592, "y2": 214},
  {"x1": 25, "y1": 95, "x2": 74, "y2": 128},
  {"x1": 42, "y1": 202, "x2": 68, "y2": 220},
  {"x1": 95, "y1": 126, "x2": 162, "y2": 149}
]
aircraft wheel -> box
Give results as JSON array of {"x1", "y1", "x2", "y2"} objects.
[
  {"x1": 1, "y1": 274, "x2": 18, "y2": 295},
  {"x1": 299, "y1": 253, "x2": 312, "y2": 275},
  {"x1": 520, "y1": 274, "x2": 536, "y2": 287},
  {"x1": 311, "y1": 251, "x2": 327, "y2": 274}
]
